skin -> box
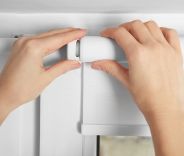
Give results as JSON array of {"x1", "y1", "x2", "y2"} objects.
[
  {"x1": 91, "y1": 20, "x2": 184, "y2": 156},
  {"x1": 0, "y1": 20, "x2": 184, "y2": 156},
  {"x1": 0, "y1": 28, "x2": 86, "y2": 122}
]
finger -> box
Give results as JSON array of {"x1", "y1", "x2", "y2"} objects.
[
  {"x1": 91, "y1": 60, "x2": 129, "y2": 88},
  {"x1": 160, "y1": 27, "x2": 181, "y2": 52},
  {"x1": 37, "y1": 29, "x2": 87, "y2": 56},
  {"x1": 45, "y1": 60, "x2": 81, "y2": 81},
  {"x1": 35, "y1": 27, "x2": 78, "y2": 38},
  {"x1": 119, "y1": 20, "x2": 153, "y2": 43},
  {"x1": 144, "y1": 21, "x2": 166, "y2": 42},
  {"x1": 101, "y1": 27, "x2": 140, "y2": 60}
]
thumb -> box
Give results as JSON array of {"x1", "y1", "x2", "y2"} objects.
[
  {"x1": 91, "y1": 60, "x2": 129, "y2": 88},
  {"x1": 45, "y1": 60, "x2": 81, "y2": 81}
]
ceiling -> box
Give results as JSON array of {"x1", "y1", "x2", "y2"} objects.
[{"x1": 0, "y1": 0, "x2": 184, "y2": 13}]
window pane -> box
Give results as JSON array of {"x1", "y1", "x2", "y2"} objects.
[{"x1": 100, "y1": 136, "x2": 154, "y2": 156}]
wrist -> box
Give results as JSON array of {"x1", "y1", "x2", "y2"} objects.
[
  {"x1": 138, "y1": 95, "x2": 184, "y2": 119},
  {"x1": 0, "y1": 93, "x2": 14, "y2": 124},
  {"x1": 143, "y1": 105, "x2": 184, "y2": 126},
  {"x1": 145, "y1": 106, "x2": 184, "y2": 156}
]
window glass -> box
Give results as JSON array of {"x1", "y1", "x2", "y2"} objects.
[{"x1": 100, "y1": 136, "x2": 154, "y2": 156}]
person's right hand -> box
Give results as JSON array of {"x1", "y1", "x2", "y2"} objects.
[
  {"x1": 0, "y1": 28, "x2": 86, "y2": 123},
  {"x1": 92, "y1": 20, "x2": 184, "y2": 117}
]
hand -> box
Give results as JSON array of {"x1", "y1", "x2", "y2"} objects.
[
  {"x1": 0, "y1": 28, "x2": 86, "y2": 123},
  {"x1": 92, "y1": 20, "x2": 184, "y2": 116},
  {"x1": 92, "y1": 20, "x2": 184, "y2": 156}
]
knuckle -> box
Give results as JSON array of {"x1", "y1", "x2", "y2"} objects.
[
  {"x1": 14, "y1": 37, "x2": 28, "y2": 46},
  {"x1": 25, "y1": 39, "x2": 37, "y2": 47},
  {"x1": 113, "y1": 27, "x2": 124, "y2": 36},
  {"x1": 23, "y1": 38, "x2": 40, "y2": 55},
  {"x1": 130, "y1": 20, "x2": 143, "y2": 30},
  {"x1": 131, "y1": 20, "x2": 142, "y2": 26},
  {"x1": 24, "y1": 38, "x2": 38, "y2": 48},
  {"x1": 145, "y1": 20, "x2": 157, "y2": 26},
  {"x1": 167, "y1": 28, "x2": 177, "y2": 35}
]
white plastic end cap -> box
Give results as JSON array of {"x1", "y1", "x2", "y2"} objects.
[{"x1": 67, "y1": 40, "x2": 79, "y2": 61}]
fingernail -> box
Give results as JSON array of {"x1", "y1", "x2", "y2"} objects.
[
  {"x1": 72, "y1": 61, "x2": 81, "y2": 67},
  {"x1": 71, "y1": 60, "x2": 80, "y2": 64}
]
